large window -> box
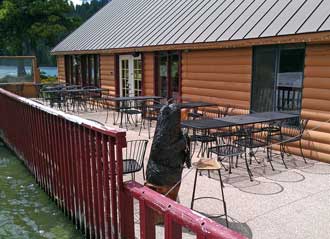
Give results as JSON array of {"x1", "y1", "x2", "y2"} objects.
[
  {"x1": 251, "y1": 44, "x2": 305, "y2": 113},
  {"x1": 65, "y1": 55, "x2": 100, "y2": 86},
  {"x1": 155, "y1": 51, "x2": 181, "y2": 99}
]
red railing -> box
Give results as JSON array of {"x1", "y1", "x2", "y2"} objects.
[
  {"x1": 121, "y1": 181, "x2": 246, "y2": 239},
  {"x1": 0, "y1": 88, "x2": 126, "y2": 239},
  {"x1": 0, "y1": 88, "x2": 246, "y2": 239}
]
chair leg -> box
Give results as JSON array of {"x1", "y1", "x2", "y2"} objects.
[
  {"x1": 191, "y1": 169, "x2": 199, "y2": 210},
  {"x1": 244, "y1": 150, "x2": 253, "y2": 181},
  {"x1": 142, "y1": 164, "x2": 145, "y2": 181},
  {"x1": 218, "y1": 170, "x2": 228, "y2": 228},
  {"x1": 299, "y1": 139, "x2": 307, "y2": 164},
  {"x1": 267, "y1": 146, "x2": 275, "y2": 171},
  {"x1": 139, "y1": 119, "x2": 144, "y2": 136},
  {"x1": 280, "y1": 144, "x2": 288, "y2": 169},
  {"x1": 148, "y1": 120, "x2": 152, "y2": 139}
]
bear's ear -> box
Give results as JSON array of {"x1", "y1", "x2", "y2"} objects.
[{"x1": 169, "y1": 103, "x2": 179, "y2": 111}]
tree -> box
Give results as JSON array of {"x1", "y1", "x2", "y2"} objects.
[{"x1": 0, "y1": 0, "x2": 80, "y2": 68}]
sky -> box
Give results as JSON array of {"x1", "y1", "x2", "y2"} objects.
[{"x1": 70, "y1": 0, "x2": 89, "y2": 6}]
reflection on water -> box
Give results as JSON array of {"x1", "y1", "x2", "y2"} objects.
[{"x1": 0, "y1": 144, "x2": 83, "y2": 239}]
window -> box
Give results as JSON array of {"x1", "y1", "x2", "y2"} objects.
[
  {"x1": 155, "y1": 51, "x2": 181, "y2": 99},
  {"x1": 251, "y1": 44, "x2": 305, "y2": 114},
  {"x1": 65, "y1": 54, "x2": 100, "y2": 86}
]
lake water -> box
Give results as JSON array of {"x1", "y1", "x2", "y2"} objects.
[
  {"x1": 0, "y1": 66, "x2": 58, "y2": 79},
  {"x1": 0, "y1": 142, "x2": 83, "y2": 239}
]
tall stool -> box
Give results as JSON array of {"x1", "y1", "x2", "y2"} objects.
[{"x1": 191, "y1": 158, "x2": 229, "y2": 227}]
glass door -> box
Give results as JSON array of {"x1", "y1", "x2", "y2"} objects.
[
  {"x1": 156, "y1": 51, "x2": 180, "y2": 99},
  {"x1": 119, "y1": 55, "x2": 142, "y2": 97}
]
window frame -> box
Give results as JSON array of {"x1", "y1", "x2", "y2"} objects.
[
  {"x1": 64, "y1": 54, "x2": 100, "y2": 87},
  {"x1": 250, "y1": 44, "x2": 306, "y2": 114},
  {"x1": 154, "y1": 51, "x2": 182, "y2": 99}
]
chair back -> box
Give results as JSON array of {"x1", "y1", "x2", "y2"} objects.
[
  {"x1": 124, "y1": 140, "x2": 148, "y2": 167},
  {"x1": 282, "y1": 118, "x2": 309, "y2": 138}
]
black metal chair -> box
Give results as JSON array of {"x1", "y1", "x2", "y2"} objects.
[
  {"x1": 269, "y1": 119, "x2": 309, "y2": 168},
  {"x1": 139, "y1": 100, "x2": 162, "y2": 139},
  {"x1": 234, "y1": 125, "x2": 274, "y2": 181},
  {"x1": 123, "y1": 140, "x2": 148, "y2": 180}
]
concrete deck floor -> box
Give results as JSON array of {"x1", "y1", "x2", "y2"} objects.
[{"x1": 74, "y1": 109, "x2": 330, "y2": 239}]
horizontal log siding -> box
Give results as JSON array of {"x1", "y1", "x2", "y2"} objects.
[
  {"x1": 143, "y1": 52, "x2": 154, "y2": 95},
  {"x1": 298, "y1": 44, "x2": 330, "y2": 163},
  {"x1": 181, "y1": 48, "x2": 252, "y2": 108},
  {"x1": 100, "y1": 54, "x2": 116, "y2": 96},
  {"x1": 57, "y1": 56, "x2": 65, "y2": 83}
]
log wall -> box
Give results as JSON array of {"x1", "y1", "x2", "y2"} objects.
[
  {"x1": 181, "y1": 48, "x2": 252, "y2": 109},
  {"x1": 57, "y1": 56, "x2": 65, "y2": 83},
  {"x1": 100, "y1": 54, "x2": 116, "y2": 96},
  {"x1": 289, "y1": 43, "x2": 330, "y2": 163},
  {"x1": 143, "y1": 52, "x2": 155, "y2": 95}
]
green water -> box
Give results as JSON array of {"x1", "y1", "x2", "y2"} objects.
[{"x1": 0, "y1": 143, "x2": 83, "y2": 239}]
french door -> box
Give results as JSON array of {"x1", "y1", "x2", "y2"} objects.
[{"x1": 119, "y1": 55, "x2": 142, "y2": 97}]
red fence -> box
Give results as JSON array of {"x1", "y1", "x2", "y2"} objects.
[
  {"x1": 121, "y1": 181, "x2": 246, "y2": 239},
  {"x1": 0, "y1": 88, "x2": 246, "y2": 239},
  {"x1": 0, "y1": 88, "x2": 126, "y2": 239}
]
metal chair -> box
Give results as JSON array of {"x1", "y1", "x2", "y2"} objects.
[
  {"x1": 139, "y1": 100, "x2": 162, "y2": 139},
  {"x1": 270, "y1": 119, "x2": 309, "y2": 168},
  {"x1": 234, "y1": 125, "x2": 274, "y2": 181},
  {"x1": 191, "y1": 158, "x2": 229, "y2": 227},
  {"x1": 123, "y1": 140, "x2": 148, "y2": 180}
]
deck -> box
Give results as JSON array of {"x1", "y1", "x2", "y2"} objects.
[{"x1": 76, "y1": 110, "x2": 330, "y2": 239}]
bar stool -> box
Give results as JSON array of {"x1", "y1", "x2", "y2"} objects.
[{"x1": 191, "y1": 158, "x2": 229, "y2": 227}]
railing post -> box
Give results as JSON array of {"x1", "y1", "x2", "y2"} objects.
[
  {"x1": 139, "y1": 200, "x2": 156, "y2": 239},
  {"x1": 121, "y1": 190, "x2": 134, "y2": 239},
  {"x1": 165, "y1": 213, "x2": 182, "y2": 239}
]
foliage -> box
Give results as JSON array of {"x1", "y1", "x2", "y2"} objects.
[
  {"x1": 0, "y1": 0, "x2": 80, "y2": 55},
  {"x1": 41, "y1": 76, "x2": 58, "y2": 85},
  {"x1": 0, "y1": 0, "x2": 108, "y2": 66}
]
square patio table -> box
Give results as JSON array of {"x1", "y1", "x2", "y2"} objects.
[
  {"x1": 250, "y1": 111, "x2": 299, "y2": 122},
  {"x1": 109, "y1": 95, "x2": 164, "y2": 102},
  {"x1": 178, "y1": 101, "x2": 217, "y2": 109},
  {"x1": 181, "y1": 119, "x2": 233, "y2": 130},
  {"x1": 218, "y1": 115, "x2": 267, "y2": 126}
]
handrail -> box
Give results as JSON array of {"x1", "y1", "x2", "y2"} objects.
[
  {"x1": 122, "y1": 181, "x2": 247, "y2": 239},
  {"x1": 0, "y1": 88, "x2": 126, "y2": 239},
  {"x1": 0, "y1": 88, "x2": 126, "y2": 137}
]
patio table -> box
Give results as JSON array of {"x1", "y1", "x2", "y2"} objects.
[
  {"x1": 106, "y1": 96, "x2": 164, "y2": 127},
  {"x1": 181, "y1": 119, "x2": 233, "y2": 130},
  {"x1": 108, "y1": 95, "x2": 164, "y2": 102},
  {"x1": 178, "y1": 101, "x2": 217, "y2": 109},
  {"x1": 250, "y1": 111, "x2": 299, "y2": 122}
]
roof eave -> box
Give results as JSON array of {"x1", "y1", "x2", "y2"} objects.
[{"x1": 51, "y1": 31, "x2": 330, "y2": 56}]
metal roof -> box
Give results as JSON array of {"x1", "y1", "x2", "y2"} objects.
[{"x1": 52, "y1": 0, "x2": 330, "y2": 53}]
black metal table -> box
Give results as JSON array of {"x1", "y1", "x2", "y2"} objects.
[
  {"x1": 108, "y1": 95, "x2": 164, "y2": 102},
  {"x1": 178, "y1": 101, "x2": 217, "y2": 109},
  {"x1": 250, "y1": 111, "x2": 299, "y2": 122},
  {"x1": 181, "y1": 119, "x2": 233, "y2": 130},
  {"x1": 106, "y1": 96, "x2": 164, "y2": 127}
]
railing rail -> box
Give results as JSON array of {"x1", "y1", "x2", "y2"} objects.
[
  {"x1": 0, "y1": 88, "x2": 126, "y2": 239},
  {"x1": 122, "y1": 181, "x2": 247, "y2": 239},
  {"x1": 0, "y1": 88, "x2": 246, "y2": 239}
]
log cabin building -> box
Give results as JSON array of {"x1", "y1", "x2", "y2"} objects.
[{"x1": 52, "y1": 0, "x2": 330, "y2": 163}]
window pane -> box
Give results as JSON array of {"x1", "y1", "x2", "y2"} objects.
[
  {"x1": 170, "y1": 53, "x2": 179, "y2": 98},
  {"x1": 251, "y1": 47, "x2": 277, "y2": 112},
  {"x1": 159, "y1": 53, "x2": 168, "y2": 97},
  {"x1": 277, "y1": 48, "x2": 305, "y2": 112}
]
